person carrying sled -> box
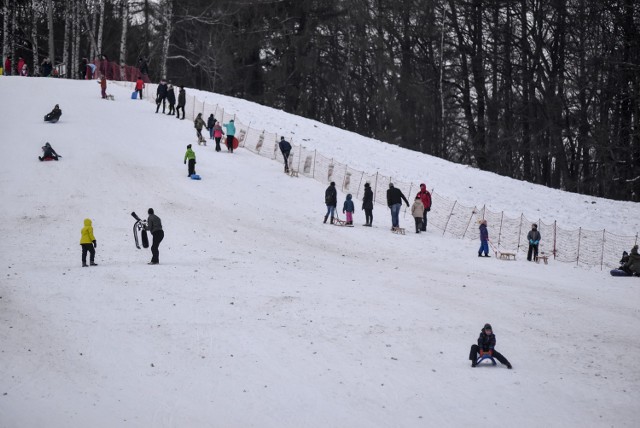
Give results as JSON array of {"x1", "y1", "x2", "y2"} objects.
[
  {"x1": 156, "y1": 79, "x2": 168, "y2": 113},
  {"x1": 386, "y1": 183, "x2": 409, "y2": 229},
  {"x1": 527, "y1": 223, "x2": 542, "y2": 261},
  {"x1": 135, "y1": 76, "x2": 145, "y2": 100},
  {"x1": 194, "y1": 113, "x2": 207, "y2": 145},
  {"x1": 176, "y1": 86, "x2": 186, "y2": 120},
  {"x1": 44, "y1": 104, "x2": 62, "y2": 123},
  {"x1": 324, "y1": 182, "x2": 338, "y2": 224},
  {"x1": 279, "y1": 136, "x2": 292, "y2": 173},
  {"x1": 223, "y1": 119, "x2": 236, "y2": 153},
  {"x1": 469, "y1": 323, "x2": 512, "y2": 369},
  {"x1": 166, "y1": 83, "x2": 176, "y2": 115},
  {"x1": 416, "y1": 183, "x2": 432, "y2": 231},
  {"x1": 184, "y1": 144, "x2": 196, "y2": 177},
  {"x1": 146, "y1": 208, "x2": 163, "y2": 265},
  {"x1": 213, "y1": 121, "x2": 224, "y2": 152},
  {"x1": 410, "y1": 196, "x2": 424, "y2": 234},
  {"x1": 343, "y1": 194, "x2": 355, "y2": 225},
  {"x1": 362, "y1": 182, "x2": 374, "y2": 227},
  {"x1": 79, "y1": 218, "x2": 98, "y2": 267},
  {"x1": 39, "y1": 142, "x2": 60, "y2": 161},
  {"x1": 207, "y1": 114, "x2": 216, "y2": 140},
  {"x1": 478, "y1": 220, "x2": 490, "y2": 257}
]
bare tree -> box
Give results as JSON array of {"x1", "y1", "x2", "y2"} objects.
[
  {"x1": 31, "y1": 0, "x2": 40, "y2": 76},
  {"x1": 119, "y1": 0, "x2": 129, "y2": 78},
  {"x1": 47, "y1": 0, "x2": 55, "y2": 63},
  {"x1": 2, "y1": 0, "x2": 11, "y2": 75},
  {"x1": 159, "y1": 0, "x2": 173, "y2": 79},
  {"x1": 62, "y1": 0, "x2": 70, "y2": 77}
]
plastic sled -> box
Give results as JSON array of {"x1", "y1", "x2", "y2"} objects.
[
  {"x1": 232, "y1": 137, "x2": 239, "y2": 150},
  {"x1": 610, "y1": 269, "x2": 631, "y2": 277},
  {"x1": 476, "y1": 354, "x2": 497, "y2": 366},
  {"x1": 131, "y1": 91, "x2": 138, "y2": 99},
  {"x1": 190, "y1": 174, "x2": 201, "y2": 180}
]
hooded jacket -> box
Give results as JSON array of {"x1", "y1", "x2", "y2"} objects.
[
  {"x1": 167, "y1": 86, "x2": 176, "y2": 104},
  {"x1": 343, "y1": 194, "x2": 354, "y2": 213},
  {"x1": 223, "y1": 121, "x2": 236, "y2": 136},
  {"x1": 479, "y1": 223, "x2": 489, "y2": 241},
  {"x1": 416, "y1": 184, "x2": 432, "y2": 210},
  {"x1": 184, "y1": 147, "x2": 196, "y2": 162},
  {"x1": 79, "y1": 218, "x2": 96, "y2": 244},
  {"x1": 477, "y1": 329, "x2": 497, "y2": 352},
  {"x1": 411, "y1": 200, "x2": 424, "y2": 218},
  {"x1": 177, "y1": 88, "x2": 186, "y2": 107},
  {"x1": 213, "y1": 124, "x2": 224, "y2": 138},
  {"x1": 624, "y1": 246, "x2": 640, "y2": 274},
  {"x1": 194, "y1": 115, "x2": 205, "y2": 131},
  {"x1": 325, "y1": 183, "x2": 337, "y2": 206},
  {"x1": 207, "y1": 115, "x2": 216, "y2": 129},
  {"x1": 527, "y1": 229, "x2": 541, "y2": 245},
  {"x1": 362, "y1": 185, "x2": 373, "y2": 210}
]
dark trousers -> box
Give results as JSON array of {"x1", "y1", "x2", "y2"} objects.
[
  {"x1": 422, "y1": 208, "x2": 428, "y2": 231},
  {"x1": 226, "y1": 135, "x2": 235, "y2": 152},
  {"x1": 156, "y1": 96, "x2": 166, "y2": 113},
  {"x1": 81, "y1": 243, "x2": 95, "y2": 265},
  {"x1": 215, "y1": 137, "x2": 222, "y2": 151},
  {"x1": 151, "y1": 230, "x2": 164, "y2": 263},
  {"x1": 414, "y1": 217, "x2": 422, "y2": 233},
  {"x1": 188, "y1": 159, "x2": 196, "y2": 176},
  {"x1": 176, "y1": 106, "x2": 185, "y2": 119},
  {"x1": 364, "y1": 209, "x2": 373, "y2": 225},
  {"x1": 168, "y1": 103, "x2": 175, "y2": 114},
  {"x1": 137, "y1": 89, "x2": 143, "y2": 99},
  {"x1": 196, "y1": 129, "x2": 205, "y2": 142},
  {"x1": 469, "y1": 344, "x2": 511, "y2": 367},
  {"x1": 527, "y1": 244, "x2": 539, "y2": 261},
  {"x1": 282, "y1": 149, "x2": 291, "y2": 171}
]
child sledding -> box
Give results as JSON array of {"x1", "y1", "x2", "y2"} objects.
[
  {"x1": 44, "y1": 104, "x2": 62, "y2": 123},
  {"x1": 610, "y1": 245, "x2": 640, "y2": 277},
  {"x1": 39, "y1": 142, "x2": 61, "y2": 161}
]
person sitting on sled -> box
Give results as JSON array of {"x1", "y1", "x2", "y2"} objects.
[
  {"x1": 469, "y1": 323, "x2": 512, "y2": 369},
  {"x1": 39, "y1": 142, "x2": 60, "y2": 161},
  {"x1": 620, "y1": 245, "x2": 640, "y2": 276},
  {"x1": 44, "y1": 104, "x2": 62, "y2": 123}
]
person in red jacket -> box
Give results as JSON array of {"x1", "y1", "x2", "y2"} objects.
[
  {"x1": 3, "y1": 55, "x2": 11, "y2": 75},
  {"x1": 17, "y1": 57, "x2": 25, "y2": 76},
  {"x1": 100, "y1": 76, "x2": 107, "y2": 99},
  {"x1": 415, "y1": 183, "x2": 432, "y2": 231},
  {"x1": 135, "y1": 76, "x2": 145, "y2": 100}
]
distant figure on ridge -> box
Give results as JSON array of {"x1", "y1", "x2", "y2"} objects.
[
  {"x1": 99, "y1": 76, "x2": 107, "y2": 99},
  {"x1": 166, "y1": 83, "x2": 176, "y2": 115}
]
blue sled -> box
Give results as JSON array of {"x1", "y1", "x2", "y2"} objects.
[
  {"x1": 610, "y1": 269, "x2": 632, "y2": 277},
  {"x1": 477, "y1": 354, "x2": 497, "y2": 366},
  {"x1": 131, "y1": 91, "x2": 138, "y2": 99},
  {"x1": 190, "y1": 174, "x2": 201, "y2": 180}
]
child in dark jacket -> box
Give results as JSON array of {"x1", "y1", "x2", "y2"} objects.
[
  {"x1": 343, "y1": 194, "x2": 355, "y2": 225},
  {"x1": 469, "y1": 323, "x2": 512, "y2": 369},
  {"x1": 478, "y1": 220, "x2": 490, "y2": 257}
]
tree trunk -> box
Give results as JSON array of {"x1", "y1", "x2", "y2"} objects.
[
  {"x1": 119, "y1": 0, "x2": 129, "y2": 79},
  {"x1": 2, "y1": 0, "x2": 11, "y2": 75},
  {"x1": 62, "y1": 0, "x2": 70, "y2": 77},
  {"x1": 31, "y1": 0, "x2": 40, "y2": 76},
  {"x1": 72, "y1": 0, "x2": 80, "y2": 79},
  {"x1": 160, "y1": 0, "x2": 173, "y2": 80},
  {"x1": 47, "y1": 0, "x2": 55, "y2": 63},
  {"x1": 97, "y1": 0, "x2": 104, "y2": 57}
]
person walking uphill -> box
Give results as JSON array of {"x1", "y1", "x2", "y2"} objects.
[
  {"x1": 362, "y1": 182, "x2": 374, "y2": 227},
  {"x1": 99, "y1": 76, "x2": 107, "y2": 99},
  {"x1": 146, "y1": 208, "x2": 163, "y2": 265},
  {"x1": 213, "y1": 121, "x2": 224, "y2": 152},
  {"x1": 279, "y1": 136, "x2": 292, "y2": 173},
  {"x1": 176, "y1": 86, "x2": 186, "y2": 120},
  {"x1": 324, "y1": 182, "x2": 338, "y2": 224},
  {"x1": 207, "y1": 114, "x2": 216, "y2": 140},
  {"x1": 527, "y1": 223, "x2": 541, "y2": 261},
  {"x1": 416, "y1": 183, "x2": 432, "y2": 231},
  {"x1": 410, "y1": 196, "x2": 424, "y2": 234},
  {"x1": 184, "y1": 144, "x2": 196, "y2": 177},
  {"x1": 79, "y1": 218, "x2": 98, "y2": 267},
  {"x1": 343, "y1": 194, "x2": 355, "y2": 225},
  {"x1": 135, "y1": 77, "x2": 145, "y2": 100},
  {"x1": 156, "y1": 80, "x2": 168, "y2": 113},
  {"x1": 386, "y1": 183, "x2": 409, "y2": 229},
  {"x1": 469, "y1": 323, "x2": 512, "y2": 369},
  {"x1": 223, "y1": 119, "x2": 236, "y2": 153},
  {"x1": 194, "y1": 113, "x2": 207, "y2": 145},
  {"x1": 478, "y1": 220, "x2": 490, "y2": 257}
]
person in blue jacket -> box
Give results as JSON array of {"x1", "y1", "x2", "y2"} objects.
[
  {"x1": 478, "y1": 220, "x2": 490, "y2": 257},
  {"x1": 527, "y1": 223, "x2": 541, "y2": 261},
  {"x1": 279, "y1": 136, "x2": 292, "y2": 173},
  {"x1": 223, "y1": 119, "x2": 236, "y2": 153},
  {"x1": 343, "y1": 194, "x2": 354, "y2": 225}
]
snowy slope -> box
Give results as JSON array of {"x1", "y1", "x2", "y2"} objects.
[{"x1": 0, "y1": 76, "x2": 638, "y2": 428}]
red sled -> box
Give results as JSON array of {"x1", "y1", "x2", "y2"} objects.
[{"x1": 232, "y1": 137, "x2": 239, "y2": 150}]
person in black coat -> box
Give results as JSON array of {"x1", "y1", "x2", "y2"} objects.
[
  {"x1": 41, "y1": 58, "x2": 53, "y2": 77},
  {"x1": 386, "y1": 183, "x2": 409, "y2": 229},
  {"x1": 39, "y1": 142, "x2": 60, "y2": 161},
  {"x1": 324, "y1": 182, "x2": 338, "y2": 224},
  {"x1": 156, "y1": 80, "x2": 168, "y2": 113},
  {"x1": 362, "y1": 182, "x2": 374, "y2": 226},
  {"x1": 44, "y1": 104, "x2": 62, "y2": 123},
  {"x1": 166, "y1": 84, "x2": 176, "y2": 115},
  {"x1": 469, "y1": 323, "x2": 512, "y2": 369},
  {"x1": 526, "y1": 223, "x2": 542, "y2": 261},
  {"x1": 279, "y1": 137, "x2": 292, "y2": 173},
  {"x1": 207, "y1": 114, "x2": 216, "y2": 139},
  {"x1": 176, "y1": 86, "x2": 186, "y2": 120}
]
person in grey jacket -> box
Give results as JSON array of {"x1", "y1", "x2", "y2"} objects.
[
  {"x1": 146, "y1": 208, "x2": 164, "y2": 265},
  {"x1": 527, "y1": 223, "x2": 541, "y2": 261}
]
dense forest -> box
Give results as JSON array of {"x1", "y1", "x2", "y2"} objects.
[{"x1": 2, "y1": 0, "x2": 639, "y2": 201}]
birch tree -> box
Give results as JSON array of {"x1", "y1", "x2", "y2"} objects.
[
  {"x1": 96, "y1": 0, "x2": 104, "y2": 56},
  {"x1": 62, "y1": 0, "x2": 70, "y2": 77},
  {"x1": 119, "y1": 0, "x2": 129, "y2": 79},
  {"x1": 159, "y1": 0, "x2": 173, "y2": 79},
  {"x1": 31, "y1": 0, "x2": 40, "y2": 76},
  {"x1": 2, "y1": 0, "x2": 10, "y2": 75},
  {"x1": 47, "y1": 0, "x2": 55, "y2": 63}
]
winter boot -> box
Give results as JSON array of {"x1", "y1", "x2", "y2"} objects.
[
  {"x1": 330, "y1": 215, "x2": 334, "y2": 224},
  {"x1": 90, "y1": 262, "x2": 98, "y2": 266},
  {"x1": 82, "y1": 263, "x2": 88, "y2": 267},
  {"x1": 323, "y1": 215, "x2": 328, "y2": 224}
]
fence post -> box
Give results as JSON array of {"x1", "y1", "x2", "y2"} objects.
[
  {"x1": 403, "y1": 183, "x2": 413, "y2": 219},
  {"x1": 462, "y1": 208, "x2": 477, "y2": 239},
  {"x1": 576, "y1": 227, "x2": 582, "y2": 266},
  {"x1": 312, "y1": 150, "x2": 316, "y2": 179},
  {"x1": 600, "y1": 229, "x2": 606, "y2": 271},
  {"x1": 498, "y1": 211, "x2": 504, "y2": 248},
  {"x1": 297, "y1": 144, "x2": 302, "y2": 173},
  {"x1": 373, "y1": 172, "x2": 379, "y2": 204},
  {"x1": 442, "y1": 201, "x2": 457, "y2": 236},
  {"x1": 517, "y1": 214, "x2": 523, "y2": 252},
  {"x1": 241, "y1": 122, "x2": 252, "y2": 148},
  {"x1": 553, "y1": 221, "x2": 557, "y2": 259},
  {"x1": 356, "y1": 172, "x2": 364, "y2": 200}
]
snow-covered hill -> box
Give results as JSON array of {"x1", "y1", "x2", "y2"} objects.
[{"x1": 0, "y1": 76, "x2": 638, "y2": 428}]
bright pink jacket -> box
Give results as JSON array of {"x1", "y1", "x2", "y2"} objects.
[{"x1": 213, "y1": 124, "x2": 224, "y2": 138}]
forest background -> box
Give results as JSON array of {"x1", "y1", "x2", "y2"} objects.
[{"x1": 2, "y1": 0, "x2": 639, "y2": 201}]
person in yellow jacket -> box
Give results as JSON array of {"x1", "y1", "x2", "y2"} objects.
[{"x1": 80, "y1": 218, "x2": 98, "y2": 267}]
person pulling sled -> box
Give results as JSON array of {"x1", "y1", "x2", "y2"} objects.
[
  {"x1": 39, "y1": 142, "x2": 61, "y2": 161},
  {"x1": 44, "y1": 104, "x2": 62, "y2": 123}
]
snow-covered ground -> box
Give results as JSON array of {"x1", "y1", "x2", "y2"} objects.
[{"x1": 0, "y1": 76, "x2": 638, "y2": 428}]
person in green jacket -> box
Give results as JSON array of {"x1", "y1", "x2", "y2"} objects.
[
  {"x1": 194, "y1": 113, "x2": 206, "y2": 145},
  {"x1": 223, "y1": 119, "x2": 236, "y2": 153},
  {"x1": 184, "y1": 144, "x2": 196, "y2": 177},
  {"x1": 79, "y1": 218, "x2": 97, "y2": 267}
]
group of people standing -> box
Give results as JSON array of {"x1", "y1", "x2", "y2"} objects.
[
  {"x1": 150, "y1": 78, "x2": 186, "y2": 119},
  {"x1": 323, "y1": 181, "x2": 432, "y2": 232},
  {"x1": 3, "y1": 55, "x2": 29, "y2": 76},
  {"x1": 193, "y1": 114, "x2": 236, "y2": 153}
]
